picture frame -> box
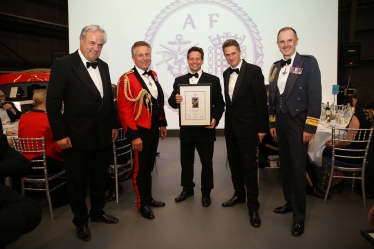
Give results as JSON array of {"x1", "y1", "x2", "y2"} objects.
[{"x1": 178, "y1": 84, "x2": 212, "y2": 126}]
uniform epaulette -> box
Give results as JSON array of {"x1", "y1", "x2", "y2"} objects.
[{"x1": 122, "y1": 69, "x2": 134, "y2": 77}]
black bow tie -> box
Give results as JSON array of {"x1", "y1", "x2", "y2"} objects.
[
  {"x1": 188, "y1": 73, "x2": 199, "y2": 78},
  {"x1": 229, "y1": 68, "x2": 240, "y2": 74},
  {"x1": 280, "y1": 59, "x2": 292, "y2": 68},
  {"x1": 143, "y1": 70, "x2": 152, "y2": 76},
  {"x1": 86, "y1": 61, "x2": 98, "y2": 69}
]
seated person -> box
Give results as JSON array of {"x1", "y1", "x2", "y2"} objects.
[
  {"x1": 0, "y1": 133, "x2": 42, "y2": 248},
  {"x1": 0, "y1": 89, "x2": 22, "y2": 136},
  {"x1": 323, "y1": 87, "x2": 374, "y2": 197},
  {"x1": 17, "y1": 89, "x2": 64, "y2": 174},
  {"x1": 259, "y1": 130, "x2": 329, "y2": 199}
]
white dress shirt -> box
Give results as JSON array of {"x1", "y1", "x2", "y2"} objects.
[
  {"x1": 135, "y1": 66, "x2": 158, "y2": 99},
  {"x1": 78, "y1": 49, "x2": 104, "y2": 98},
  {"x1": 277, "y1": 52, "x2": 297, "y2": 94},
  {"x1": 189, "y1": 70, "x2": 202, "y2": 84},
  {"x1": 228, "y1": 59, "x2": 243, "y2": 100}
]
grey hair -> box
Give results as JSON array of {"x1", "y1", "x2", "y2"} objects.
[
  {"x1": 131, "y1": 41, "x2": 152, "y2": 56},
  {"x1": 80, "y1": 24, "x2": 107, "y2": 44}
]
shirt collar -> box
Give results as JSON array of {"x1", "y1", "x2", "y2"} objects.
[
  {"x1": 135, "y1": 65, "x2": 148, "y2": 76},
  {"x1": 231, "y1": 59, "x2": 243, "y2": 70}
]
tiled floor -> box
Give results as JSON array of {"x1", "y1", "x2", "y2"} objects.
[{"x1": 14, "y1": 136, "x2": 374, "y2": 249}]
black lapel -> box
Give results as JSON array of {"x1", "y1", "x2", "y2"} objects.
[
  {"x1": 223, "y1": 69, "x2": 231, "y2": 105},
  {"x1": 133, "y1": 67, "x2": 149, "y2": 90},
  {"x1": 286, "y1": 53, "x2": 304, "y2": 99},
  {"x1": 71, "y1": 51, "x2": 101, "y2": 100},
  {"x1": 97, "y1": 59, "x2": 109, "y2": 112},
  {"x1": 231, "y1": 60, "x2": 246, "y2": 103}
]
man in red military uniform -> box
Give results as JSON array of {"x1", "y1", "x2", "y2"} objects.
[{"x1": 117, "y1": 41, "x2": 167, "y2": 220}]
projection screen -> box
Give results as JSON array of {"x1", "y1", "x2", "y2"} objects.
[{"x1": 68, "y1": 0, "x2": 338, "y2": 129}]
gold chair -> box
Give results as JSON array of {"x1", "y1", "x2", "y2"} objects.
[
  {"x1": 108, "y1": 128, "x2": 133, "y2": 204},
  {"x1": 322, "y1": 127, "x2": 373, "y2": 207},
  {"x1": 12, "y1": 137, "x2": 66, "y2": 220}
]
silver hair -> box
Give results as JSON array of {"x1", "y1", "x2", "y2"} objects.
[
  {"x1": 80, "y1": 24, "x2": 107, "y2": 44},
  {"x1": 131, "y1": 41, "x2": 152, "y2": 56}
]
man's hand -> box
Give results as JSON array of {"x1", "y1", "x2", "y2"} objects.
[
  {"x1": 132, "y1": 138, "x2": 143, "y2": 152},
  {"x1": 368, "y1": 206, "x2": 374, "y2": 225},
  {"x1": 270, "y1": 128, "x2": 277, "y2": 138},
  {"x1": 303, "y1": 132, "x2": 313, "y2": 144},
  {"x1": 5, "y1": 130, "x2": 17, "y2": 136},
  {"x1": 112, "y1": 129, "x2": 118, "y2": 141},
  {"x1": 206, "y1": 118, "x2": 216, "y2": 129},
  {"x1": 2, "y1": 103, "x2": 15, "y2": 113},
  {"x1": 258, "y1": 132, "x2": 266, "y2": 143},
  {"x1": 57, "y1": 137, "x2": 72, "y2": 149},
  {"x1": 160, "y1": 126, "x2": 167, "y2": 140},
  {"x1": 175, "y1": 94, "x2": 183, "y2": 104}
]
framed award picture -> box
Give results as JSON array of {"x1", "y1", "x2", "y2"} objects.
[{"x1": 178, "y1": 84, "x2": 212, "y2": 126}]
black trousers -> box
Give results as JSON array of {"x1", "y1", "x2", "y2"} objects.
[
  {"x1": 0, "y1": 184, "x2": 41, "y2": 247},
  {"x1": 133, "y1": 116, "x2": 159, "y2": 209},
  {"x1": 180, "y1": 140, "x2": 214, "y2": 196},
  {"x1": 63, "y1": 147, "x2": 110, "y2": 226},
  {"x1": 276, "y1": 111, "x2": 308, "y2": 223},
  {"x1": 225, "y1": 127, "x2": 259, "y2": 212}
]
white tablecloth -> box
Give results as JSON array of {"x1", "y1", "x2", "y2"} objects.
[{"x1": 308, "y1": 123, "x2": 346, "y2": 167}]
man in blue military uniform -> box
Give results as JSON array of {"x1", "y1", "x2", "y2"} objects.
[{"x1": 268, "y1": 27, "x2": 321, "y2": 237}]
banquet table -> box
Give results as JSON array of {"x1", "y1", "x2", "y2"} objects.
[{"x1": 308, "y1": 122, "x2": 347, "y2": 167}]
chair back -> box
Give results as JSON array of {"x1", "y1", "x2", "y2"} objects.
[
  {"x1": 12, "y1": 137, "x2": 48, "y2": 174},
  {"x1": 110, "y1": 128, "x2": 133, "y2": 203},
  {"x1": 331, "y1": 127, "x2": 373, "y2": 169},
  {"x1": 112, "y1": 128, "x2": 132, "y2": 167}
]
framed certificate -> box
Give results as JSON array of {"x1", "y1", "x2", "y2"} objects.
[
  {"x1": 361, "y1": 230, "x2": 374, "y2": 246},
  {"x1": 178, "y1": 83, "x2": 212, "y2": 126}
]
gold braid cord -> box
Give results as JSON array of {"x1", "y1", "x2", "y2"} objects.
[
  {"x1": 268, "y1": 64, "x2": 278, "y2": 83},
  {"x1": 118, "y1": 70, "x2": 152, "y2": 121}
]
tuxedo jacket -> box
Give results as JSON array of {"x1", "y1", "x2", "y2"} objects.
[
  {"x1": 46, "y1": 50, "x2": 116, "y2": 150},
  {"x1": 1, "y1": 101, "x2": 22, "y2": 122},
  {"x1": 117, "y1": 68, "x2": 167, "y2": 141},
  {"x1": 168, "y1": 72, "x2": 225, "y2": 143},
  {"x1": 223, "y1": 59, "x2": 269, "y2": 138},
  {"x1": 268, "y1": 52, "x2": 321, "y2": 134}
]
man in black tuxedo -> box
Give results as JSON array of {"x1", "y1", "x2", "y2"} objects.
[
  {"x1": 168, "y1": 47, "x2": 225, "y2": 207},
  {"x1": 0, "y1": 89, "x2": 22, "y2": 136},
  {"x1": 268, "y1": 27, "x2": 321, "y2": 237},
  {"x1": 46, "y1": 24, "x2": 119, "y2": 242},
  {"x1": 221, "y1": 39, "x2": 268, "y2": 228}
]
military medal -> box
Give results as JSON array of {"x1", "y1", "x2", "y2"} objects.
[{"x1": 282, "y1": 65, "x2": 288, "y2": 76}]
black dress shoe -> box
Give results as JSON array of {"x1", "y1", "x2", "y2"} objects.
[
  {"x1": 307, "y1": 186, "x2": 331, "y2": 199},
  {"x1": 140, "y1": 206, "x2": 155, "y2": 220},
  {"x1": 274, "y1": 205, "x2": 292, "y2": 214},
  {"x1": 77, "y1": 224, "x2": 91, "y2": 241},
  {"x1": 202, "y1": 196, "x2": 211, "y2": 207},
  {"x1": 175, "y1": 190, "x2": 194, "y2": 202},
  {"x1": 249, "y1": 211, "x2": 261, "y2": 228},
  {"x1": 91, "y1": 214, "x2": 119, "y2": 224},
  {"x1": 291, "y1": 222, "x2": 304, "y2": 237},
  {"x1": 150, "y1": 199, "x2": 165, "y2": 207},
  {"x1": 105, "y1": 185, "x2": 123, "y2": 202},
  {"x1": 222, "y1": 196, "x2": 246, "y2": 207}
]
